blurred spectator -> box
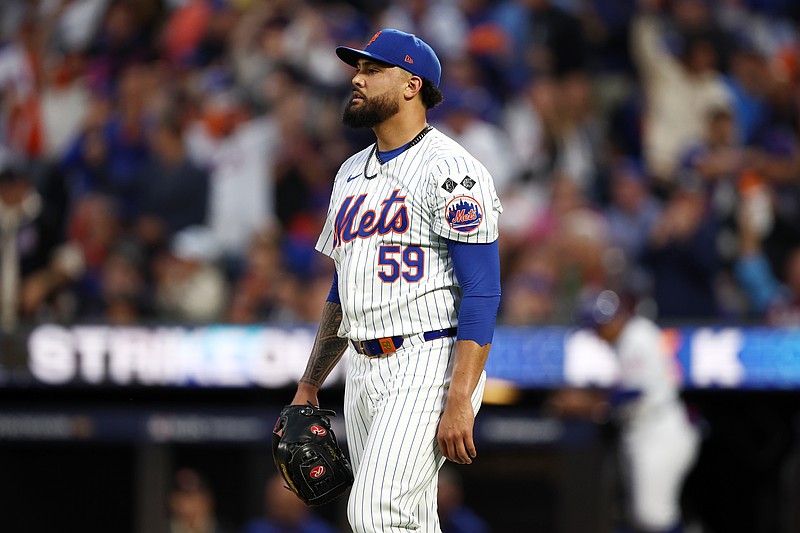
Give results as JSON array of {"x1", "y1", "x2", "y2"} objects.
[
  {"x1": 532, "y1": 177, "x2": 610, "y2": 299},
  {"x1": 499, "y1": 75, "x2": 560, "y2": 248},
  {"x1": 45, "y1": 0, "x2": 112, "y2": 54},
  {"x1": 502, "y1": 72, "x2": 604, "y2": 197},
  {"x1": 227, "y1": 228, "x2": 284, "y2": 324},
  {"x1": 642, "y1": 180, "x2": 722, "y2": 321},
  {"x1": 230, "y1": 3, "x2": 291, "y2": 108},
  {"x1": 667, "y1": 0, "x2": 731, "y2": 58},
  {"x1": 682, "y1": 106, "x2": 749, "y2": 219},
  {"x1": 0, "y1": 17, "x2": 41, "y2": 158},
  {"x1": 581, "y1": 0, "x2": 637, "y2": 76},
  {"x1": 520, "y1": 0, "x2": 589, "y2": 78},
  {"x1": 735, "y1": 180, "x2": 800, "y2": 326},
  {"x1": 40, "y1": 51, "x2": 92, "y2": 161},
  {"x1": 0, "y1": 148, "x2": 43, "y2": 331},
  {"x1": 437, "y1": 53, "x2": 503, "y2": 126},
  {"x1": 60, "y1": 65, "x2": 156, "y2": 223},
  {"x1": 455, "y1": 0, "x2": 519, "y2": 99},
  {"x1": 268, "y1": 64, "x2": 340, "y2": 243},
  {"x1": 185, "y1": 69, "x2": 279, "y2": 265},
  {"x1": 676, "y1": 105, "x2": 744, "y2": 262},
  {"x1": 58, "y1": 194, "x2": 122, "y2": 319},
  {"x1": 437, "y1": 465, "x2": 489, "y2": 533},
  {"x1": 552, "y1": 72, "x2": 605, "y2": 196},
  {"x1": 678, "y1": 106, "x2": 742, "y2": 186},
  {"x1": 377, "y1": 0, "x2": 470, "y2": 62},
  {"x1": 162, "y1": 0, "x2": 213, "y2": 67},
  {"x1": 503, "y1": 74, "x2": 559, "y2": 188},
  {"x1": 153, "y1": 226, "x2": 229, "y2": 323},
  {"x1": 723, "y1": 34, "x2": 770, "y2": 145},
  {"x1": 278, "y1": 2, "x2": 350, "y2": 89},
  {"x1": 0, "y1": 0, "x2": 794, "y2": 328},
  {"x1": 603, "y1": 158, "x2": 661, "y2": 297},
  {"x1": 241, "y1": 474, "x2": 337, "y2": 533},
  {"x1": 168, "y1": 467, "x2": 234, "y2": 533},
  {"x1": 85, "y1": 0, "x2": 158, "y2": 96},
  {"x1": 98, "y1": 239, "x2": 149, "y2": 324},
  {"x1": 264, "y1": 267, "x2": 333, "y2": 325},
  {"x1": 190, "y1": 2, "x2": 240, "y2": 69},
  {"x1": 134, "y1": 115, "x2": 210, "y2": 252},
  {"x1": 632, "y1": 0, "x2": 732, "y2": 186},
  {"x1": 499, "y1": 245, "x2": 558, "y2": 325}
]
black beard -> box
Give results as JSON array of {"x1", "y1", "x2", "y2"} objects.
[{"x1": 342, "y1": 91, "x2": 400, "y2": 128}]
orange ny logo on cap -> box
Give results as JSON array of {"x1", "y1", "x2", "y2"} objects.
[
  {"x1": 404, "y1": 55, "x2": 414, "y2": 64},
  {"x1": 368, "y1": 31, "x2": 381, "y2": 45}
]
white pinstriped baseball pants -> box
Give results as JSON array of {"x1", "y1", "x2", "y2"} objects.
[{"x1": 343, "y1": 334, "x2": 486, "y2": 533}]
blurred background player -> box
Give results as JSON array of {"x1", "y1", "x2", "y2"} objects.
[{"x1": 553, "y1": 288, "x2": 700, "y2": 533}]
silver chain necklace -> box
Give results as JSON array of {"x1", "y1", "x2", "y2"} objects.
[{"x1": 364, "y1": 124, "x2": 433, "y2": 179}]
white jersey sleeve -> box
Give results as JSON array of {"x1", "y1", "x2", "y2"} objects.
[{"x1": 428, "y1": 155, "x2": 503, "y2": 243}]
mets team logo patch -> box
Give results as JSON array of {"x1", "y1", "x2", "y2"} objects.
[{"x1": 446, "y1": 196, "x2": 484, "y2": 233}]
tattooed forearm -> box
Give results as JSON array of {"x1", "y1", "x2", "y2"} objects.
[{"x1": 300, "y1": 301, "x2": 349, "y2": 388}]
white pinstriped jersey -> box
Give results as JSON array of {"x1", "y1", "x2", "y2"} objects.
[{"x1": 315, "y1": 127, "x2": 502, "y2": 341}]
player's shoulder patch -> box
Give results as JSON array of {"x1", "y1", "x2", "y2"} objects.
[
  {"x1": 436, "y1": 173, "x2": 479, "y2": 196},
  {"x1": 445, "y1": 195, "x2": 484, "y2": 233}
]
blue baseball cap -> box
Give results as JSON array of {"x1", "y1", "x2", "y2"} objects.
[{"x1": 336, "y1": 29, "x2": 442, "y2": 87}]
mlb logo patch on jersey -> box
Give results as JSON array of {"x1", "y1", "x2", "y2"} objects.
[{"x1": 445, "y1": 196, "x2": 483, "y2": 233}]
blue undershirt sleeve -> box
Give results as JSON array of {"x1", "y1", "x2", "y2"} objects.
[
  {"x1": 326, "y1": 271, "x2": 340, "y2": 304},
  {"x1": 446, "y1": 239, "x2": 501, "y2": 346}
]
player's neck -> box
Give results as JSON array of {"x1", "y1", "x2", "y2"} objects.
[{"x1": 372, "y1": 111, "x2": 428, "y2": 152}]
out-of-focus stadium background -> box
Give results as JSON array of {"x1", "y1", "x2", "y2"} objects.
[{"x1": 1, "y1": 0, "x2": 800, "y2": 531}]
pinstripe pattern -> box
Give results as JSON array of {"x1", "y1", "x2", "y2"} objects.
[
  {"x1": 318, "y1": 127, "x2": 498, "y2": 532},
  {"x1": 344, "y1": 338, "x2": 486, "y2": 533},
  {"x1": 315, "y1": 128, "x2": 503, "y2": 341}
]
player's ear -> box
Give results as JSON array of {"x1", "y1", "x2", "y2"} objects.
[{"x1": 404, "y1": 75, "x2": 423, "y2": 101}]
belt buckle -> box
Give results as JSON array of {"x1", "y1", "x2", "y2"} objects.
[{"x1": 356, "y1": 340, "x2": 378, "y2": 358}]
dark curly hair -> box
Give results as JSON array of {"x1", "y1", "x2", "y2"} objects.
[{"x1": 420, "y1": 79, "x2": 444, "y2": 110}]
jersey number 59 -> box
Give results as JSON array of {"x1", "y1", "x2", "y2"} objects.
[{"x1": 378, "y1": 245, "x2": 424, "y2": 283}]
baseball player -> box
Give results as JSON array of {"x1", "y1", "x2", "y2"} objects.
[
  {"x1": 577, "y1": 289, "x2": 700, "y2": 533},
  {"x1": 287, "y1": 29, "x2": 502, "y2": 533}
]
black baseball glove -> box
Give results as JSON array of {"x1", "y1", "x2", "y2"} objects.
[{"x1": 272, "y1": 403, "x2": 354, "y2": 506}]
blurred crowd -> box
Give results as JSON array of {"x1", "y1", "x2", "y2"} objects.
[
  {"x1": 1, "y1": 0, "x2": 799, "y2": 331},
  {"x1": 165, "y1": 466, "x2": 485, "y2": 533}
]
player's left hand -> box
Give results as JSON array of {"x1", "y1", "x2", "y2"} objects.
[{"x1": 437, "y1": 398, "x2": 476, "y2": 464}]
